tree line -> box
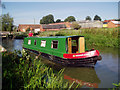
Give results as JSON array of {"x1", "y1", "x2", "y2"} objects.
[
  {"x1": 0, "y1": 13, "x2": 103, "y2": 32},
  {"x1": 40, "y1": 14, "x2": 102, "y2": 24},
  {"x1": 1, "y1": 12, "x2": 119, "y2": 32}
]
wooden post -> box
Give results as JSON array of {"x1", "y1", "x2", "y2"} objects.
[
  {"x1": 79, "y1": 37, "x2": 85, "y2": 53},
  {"x1": 68, "y1": 38, "x2": 72, "y2": 54}
]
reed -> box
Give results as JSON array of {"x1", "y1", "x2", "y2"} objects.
[
  {"x1": 3, "y1": 50, "x2": 76, "y2": 89},
  {"x1": 39, "y1": 28, "x2": 119, "y2": 48}
]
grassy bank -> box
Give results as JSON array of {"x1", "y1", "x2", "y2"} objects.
[
  {"x1": 39, "y1": 28, "x2": 119, "y2": 48},
  {"x1": 2, "y1": 50, "x2": 73, "y2": 89}
]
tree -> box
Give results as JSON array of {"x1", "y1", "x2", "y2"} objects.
[
  {"x1": 2, "y1": 13, "x2": 14, "y2": 33},
  {"x1": 40, "y1": 14, "x2": 54, "y2": 24},
  {"x1": 56, "y1": 19, "x2": 61, "y2": 23},
  {"x1": 93, "y1": 15, "x2": 102, "y2": 21},
  {"x1": 64, "y1": 16, "x2": 76, "y2": 22},
  {"x1": 0, "y1": 3, "x2": 6, "y2": 31},
  {"x1": 85, "y1": 16, "x2": 91, "y2": 21},
  {"x1": 72, "y1": 22, "x2": 81, "y2": 30}
]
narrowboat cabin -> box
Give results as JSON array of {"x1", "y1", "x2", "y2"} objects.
[{"x1": 23, "y1": 36, "x2": 102, "y2": 67}]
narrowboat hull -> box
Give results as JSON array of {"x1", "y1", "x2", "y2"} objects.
[
  {"x1": 49, "y1": 55, "x2": 102, "y2": 67},
  {"x1": 23, "y1": 47, "x2": 102, "y2": 67}
]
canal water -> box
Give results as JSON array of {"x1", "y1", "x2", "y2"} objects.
[{"x1": 2, "y1": 38, "x2": 119, "y2": 88}]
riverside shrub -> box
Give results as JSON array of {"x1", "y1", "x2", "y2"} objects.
[{"x1": 2, "y1": 50, "x2": 71, "y2": 89}]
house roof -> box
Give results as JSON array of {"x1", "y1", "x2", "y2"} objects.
[
  {"x1": 42, "y1": 24, "x2": 66, "y2": 29},
  {"x1": 111, "y1": 21, "x2": 120, "y2": 24},
  {"x1": 103, "y1": 19, "x2": 115, "y2": 23}
]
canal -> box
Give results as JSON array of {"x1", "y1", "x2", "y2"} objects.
[{"x1": 2, "y1": 38, "x2": 119, "y2": 88}]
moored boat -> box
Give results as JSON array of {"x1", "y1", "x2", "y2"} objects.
[{"x1": 23, "y1": 36, "x2": 102, "y2": 67}]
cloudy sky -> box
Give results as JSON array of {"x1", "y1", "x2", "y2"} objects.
[{"x1": 1, "y1": 1, "x2": 119, "y2": 26}]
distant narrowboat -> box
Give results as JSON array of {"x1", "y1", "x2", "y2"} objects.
[{"x1": 23, "y1": 36, "x2": 102, "y2": 67}]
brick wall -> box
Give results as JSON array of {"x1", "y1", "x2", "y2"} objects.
[
  {"x1": 18, "y1": 24, "x2": 41, "y2": 32},
  {"x1": 107, "y1": 22, "x2": 117, "y2": 28}
]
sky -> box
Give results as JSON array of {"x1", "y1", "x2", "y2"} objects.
[{"x1": 1, "y1": 2, "x2": 119, "y2": 26}]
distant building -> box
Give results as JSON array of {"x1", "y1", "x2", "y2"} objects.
[
  {"x1": 103, "y1": 19, "x2": 120, "y2": 28},
  {"x1": 18, "y1": 22, "x2": 72, "y2": 32},
  {"x1": 76, "y1": 20, "x2": 103, "y2": 28},
  {"x1": 103, "y1": 22, "x2": 108, "y2": 28},
  {"x1": 40, "y1": 22, "x2": 72, "y2": 32},
  {"x1": 103, "y1": 19, "x2": 115, "y2": 28},
  {"x1": 107, "y1": 21, "x2": 120, "y2": 28},
  {"x1": 18, "y1": 24, "x2": 41, "y2": 32}
]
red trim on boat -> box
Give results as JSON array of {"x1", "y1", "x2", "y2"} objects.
[{"x1": 63, "y1": 50, "x2": 100, "y2": 59}]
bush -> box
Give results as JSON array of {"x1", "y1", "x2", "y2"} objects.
[
  {"x1": 2, "y1": 50, "x2": 72, "y2": 89},
  {"x1": 72, "y1": 22, "x2": 81, "y2": 30}
]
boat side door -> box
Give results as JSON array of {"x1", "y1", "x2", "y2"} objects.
[
  {"x1": 78, "y1": 37, "x2": 85, "y2": 53},
  {"x1": 68, "y1": 38, "x2": 72, "y2": 54}
]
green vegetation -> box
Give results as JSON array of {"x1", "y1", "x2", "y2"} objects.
[
  {"x1": 93, "y1": 15, "x2": 102, "y2": 21},
  {"x1": 72, "y1": 22, "x2": 81, "y2": 30},
  {"x1": 40, "y1": 14, "x2": 54, "y2": 24},
  {"x1": 56, "y1": 19, "x2": 62, "y2": 23},
  {"x1": 39, "y1": 28, "x2": 119, "y2": 48},
  {"x1": 2, "y1": 49, "x2": 78, "y2": 89},
  {"x1": 108, "y1": 83, "x2": 120, "y2": 90},
  {"x1": 12, "y1": 32, "x2": 28, "y2": 39},
  {"x1": 85, "y1": 16, "x2": 92, "y2": 21},
  {"x1": 64, "y1": 16, "x2": 76, "y2": 22},
  {"x1": 2, "y1": 13, "x2": 14, "y2": 33}
]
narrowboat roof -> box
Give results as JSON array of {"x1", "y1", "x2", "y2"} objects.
[{"x1": 26, "y1": 35, "x2": 84, "y2": 39}]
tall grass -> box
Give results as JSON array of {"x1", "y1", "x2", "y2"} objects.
[
  {"x1": 2, "y1": 49, "x2": 73, "y2": 89},
  {"x1": 39, "y1": 28, "x2": 119, "y2": 48}
]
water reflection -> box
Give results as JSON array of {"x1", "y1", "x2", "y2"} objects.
[
  {"x1": 2, "y1": 38, "x2": 23, "y2": 51},
  {"x1": 64, "y1": 67, "x2": 100, "y2": 88},
  {"x1": 41, "y1": 58, "x2": 100, "y2": 88}
]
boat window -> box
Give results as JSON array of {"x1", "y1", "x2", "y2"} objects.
[
  {"x1": 51, "y1": 40, "x2": 58, "y2": 49},
  {"x1": 28, "y1": 39, "x2": 31, "y2": 45},
  {"x1": 72, "y1": 40, "x2": 77, "y2": 46},
  {"x1": 41, "y1": 40, "x2": 46, "y2": 47},
  {"x1": 72, "y1": 39, "x2": 78, "y2": 53},
  {"x1": 34, "y1": 40, "x2": 37, "y2": 45}
]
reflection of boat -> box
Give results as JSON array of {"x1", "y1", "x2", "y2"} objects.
[
  {"x1": 64, "y1": 75, "x2": 98, "y2": 88},
  {"x1": 27, "y1": 51, "x2": 101, "y2": 88},
  {"x1": 63, "y1": 68, "x2": 101, "y2": 88}
]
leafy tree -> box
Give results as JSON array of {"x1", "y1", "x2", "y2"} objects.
[
  {"x1": 40, "y1": 14, "x2": 54, "y2": 24},
  {"x1": 2, "y1": 13, "x2": 14, "y2": 33},
  {"x1": 0, "y1": 3, "x2": 5, "y2": 31},
  {"x1": 56, "y1": 19, "x2": 61, "y2": 23},
  {"x1": 64, "y1": 16, "x2": 76, "y2": 22},
  {"x1": 72, "y1": 22, "x2": 81, "y2": 30},
  {"x1": 93, "y1": 15, "x2": 102, "y2": 21},
  {"x1": 26, "y1": 27, "x2": 30, "y2": 32},
  {"x1": 85, "y1": 16, "x2": 91, "y2": 21}
]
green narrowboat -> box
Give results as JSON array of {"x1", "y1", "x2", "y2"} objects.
[{"x1": 23, "y1": 36, "x2": 102, "y2": 67}]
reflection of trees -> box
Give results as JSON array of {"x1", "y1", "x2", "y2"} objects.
[
  {"x1": 2, "y1": 39, "x2": 14, "y2": 51},
  {"x1": 64, "y1": 67, "x2": 101, "y2": 88}
]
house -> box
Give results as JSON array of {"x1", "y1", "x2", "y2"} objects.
[
  {"x1": 107, "y1": 21, "x2": 120, "y2": 28},
  {"x1": 18, "y1": 22, "x2": 72, "y2": 32},
  {"x1": 76, "y1": 20, "x2": 103, "y2": 28},
  {"x1": 103, "y1": 19, "x2": 115, "y2": 28},
  {"x1": 18, "y1": 24, "x2": 41, "y2": 32},
  {"x1": 40, "y1": 22, "x2": 72, "y2": 32}
]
